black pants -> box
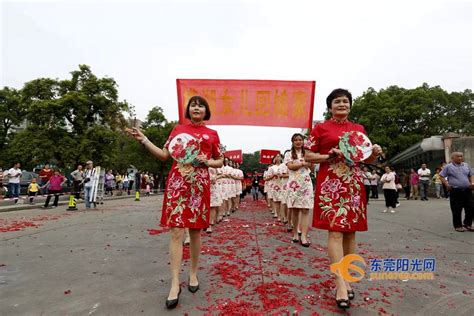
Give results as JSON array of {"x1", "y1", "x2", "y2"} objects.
[
  {"x1": 73, "y1": 180, "x2": 82, "y2": 199},
  {"x1": 404, "y1": 185, "x2": 410, "y2": 199},
  {"x1": 449, "y1": 188, "x2": 473, "y2": 228},
  {"x1": 364, "y1": 185, "x2": 371, "y2": 203},
  {"x1": 28, "y1": 191, "x2": 37, "y2": 202},
  {"x1": 371, "y1": 185, "x2": 378, "y2": 198},
  {"x1": 44, "y1": 190, "x2": 61, "y2": 207},
  {"x1": 383, "y1": 189, "x2": 397, "y2": 208}
]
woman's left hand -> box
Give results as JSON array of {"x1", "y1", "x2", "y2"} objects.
[{"x1": 372, "y1": 144, "x2": 382, "y2": 156}]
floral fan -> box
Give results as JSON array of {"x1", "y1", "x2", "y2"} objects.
[
  {"x1": 168, "y1": 133, "x2": 201, "y2": 164},
  {"x1": 339, "y1": 131, "x2": 372, "y2": 165}
]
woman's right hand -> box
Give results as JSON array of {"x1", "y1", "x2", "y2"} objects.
[{"x1": 125, "y1": 127, "x2": 146, "y2": 143}]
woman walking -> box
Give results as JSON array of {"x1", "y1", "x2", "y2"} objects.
[
  {"x1": 304, "y1": 89, "x2": 381, "y2": 309},
  {"x1": 127, "y1": 96, "x2": 223, "y2": 309},
  {"x1": 285, "y1": 133, "x2": 314, "y2": 247}
]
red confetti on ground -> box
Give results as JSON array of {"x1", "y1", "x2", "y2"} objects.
[
  {"x1": 64, "y1": 290, "x2": 71, "y2": 295},
  {"x1": 148, "y1": 196, "x2": 405, "y2": 314},
  {"x1": 0, "y1": 214, "x2": 69, "y2": 233}
]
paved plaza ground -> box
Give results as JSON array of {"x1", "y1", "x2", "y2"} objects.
[{"x1": 0, "y1": 194, "x2": 473, "y2": 315}]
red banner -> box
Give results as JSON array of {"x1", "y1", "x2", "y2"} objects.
[
  {"x1": 177, "y1": 79, "x2": 315, "y2": 129},
  {"x1": 224, "y1": 150, "x2": 243, "y2": 163},
  {"x1": 260, "y1": 149, "x2": 281, "y2": 164}
]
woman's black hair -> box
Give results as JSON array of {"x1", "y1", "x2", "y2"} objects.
[
  {"x1": 290, "y1": 133, "x2": 305, "y2": 160},
  {"x1": 326, "y1": 88, "x2": 352, "y2": 109},
  {"x1": 185, "y1": 96, "x2": 211, "y2": 121},
  {"x1": 272, "y1": 153, "x2": 283, "y2": 164}
]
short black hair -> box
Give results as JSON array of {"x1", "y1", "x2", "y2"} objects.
[
  {"x1": 185, "y1": 96, "x2": 211, "y2": 121},
  {"x1": 326, "y1": 88, "x2": 352, "y2": 109}
]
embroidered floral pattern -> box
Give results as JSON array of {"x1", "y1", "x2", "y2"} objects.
[
  {"x1": 306, "y1": 120, "x2": 368, "y2": 232},
  {"x1": 161, "y1": 124, "x2": 221, "y2": 229}
]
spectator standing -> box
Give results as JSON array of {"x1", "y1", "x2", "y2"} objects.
[
  {"x1": 70, "y1": 165, "x2": 84, "y2": 200},
  {"x1": 7, "y1": 163, "x2": 22, "y2": 203},
  {"x1": 251, "y1": 171, "x2": 259, "y2": 201},
  {"x1": 370, "y1": 169, "x2": 379, "y2": 199},
  {"x1": 440, "y1": 152, "x2": 474, "y2": 232},
  {"x1": 123, "y1": 173, "x2": 130, "y2": 194},
  {"x1": 42, "y1": 170, "x2": 66, "y2": 208},
  {"x1": 83, "y1": 161, "x2": 94, "y2": 209},
  {"x1": 418, "y1": 163, "x2": 431, "y2": 201},
  {"x1": 115, "y1": 173, "x2": 123, "y2": 192},
  {"x1": 409, "y1": 169, "x2": 420, "y2": 200},
  {"x1": 39, "y1": 164, "x2": 54, "y2": 196},
  {"x1": 104, "y1": 170, "x2": 115, "y2": 196},
  {"x1": 135, "y1": 170, "x2": 141, "y2": 192},
  {"x1": 440, "y1": 162, "x2": 450, "y2": 200},
  {"x1": 27, "y1": 178, "x2": 40, "y2": 204},
  {"x1": 381, "y1": 166, "x2": 397, "y2": 213},
  {"x1": 432, "y1": 168, "x2": 443, "y2": 199},
  {"x1": 401, "y1": 170, "x2": 411, "y2": 199}
]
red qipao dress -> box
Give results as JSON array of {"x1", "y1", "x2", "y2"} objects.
[
  {"x1": 160, "y1": 123, "x2": 222, "y2": 229},
  {"x1": 304, "y1": 119, "x2": 368, "y2": 232}
]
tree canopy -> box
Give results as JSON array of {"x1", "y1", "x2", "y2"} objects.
[
  {"x1": 348, "y1": 84, "x2": 473, "y2": 159},
  {"x1": 0, "y1": 65, "x2": 176, "y2": 183}
]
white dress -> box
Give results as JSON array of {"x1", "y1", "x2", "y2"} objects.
[
  {"x1": 284, "y1": 151, "x2": 314, "y2": 209},
  {"x1": 209, "y1": 168, "x2": 222, "y2": 207},
  {"x1": 269, "y1": 164, "x2": 284, "y2": 202},
  {"x1": 279, "y1": 163, "x2": 289, "y2": 205}
]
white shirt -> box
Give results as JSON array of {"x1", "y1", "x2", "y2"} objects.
[
  {"x1": 363, "y1": 171, "x2": 372, "y2": 185},
  {"x1": 381, "y1": 172, "x2": 396, "y2": 190},
  {"x1": 418, "y1": 168, "x2": 431, "y2": 181},
  {"x1": 7, "y1": 168, "x2": 22, "y2": 184}
]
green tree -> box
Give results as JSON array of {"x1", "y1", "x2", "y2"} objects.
[
  {"x1": 0, "y1": 87, "x2": 26, "y2": 155},
  {"x1": 349, "y1": 84, "x2": 473, "y2": 159},
  {"x1": 240, "y1": 151, "x2": 268, "y2": 174},
  {"x1": 2, "y1": 65, "x2": 129, "y2": 170}
]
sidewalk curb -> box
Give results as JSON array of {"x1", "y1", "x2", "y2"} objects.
[{"x1": 0, "y1": 193, "x2": 163, "y2": 213}]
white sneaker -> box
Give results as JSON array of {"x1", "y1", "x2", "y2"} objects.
[
  {"x1": 396, "y1": 203, "x2": 400, "y2": 208},
  {"x1": 383, "y1": 209, "x2": 388, "y2": 213},
  {"x1": 390, "y1": 209, "x2": 395, "y2": 213}
]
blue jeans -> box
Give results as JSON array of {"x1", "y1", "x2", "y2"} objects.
[
  {"x1": 9, "y1": 183, "x2": 20, "y2": 199},
  {"x1": 84, "y1": 186, "x2": 92, "y2": 208},
  {"x1": 420, "y1": 181, "x2": 430, "y2": 199},
  {"x1": 251, "y1": 186, "x2": 259, "y2": 200}
]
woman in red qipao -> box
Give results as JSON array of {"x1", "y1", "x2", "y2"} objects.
[
  {"x1": 304, "y1": 89, "x2": 382, "y2": 310},
  {"x1": 127, "y1": 96, "x2": 223, "y2": 309}
]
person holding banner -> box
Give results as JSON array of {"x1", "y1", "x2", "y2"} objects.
[
  {"x1": 127, "y1": 96, "x2": 223, "y2": 309},
  {"x1": 285, "y1": 133, "x2": 314, "y2": 246},
  {"x1": 304, "y1": 89, "x2": 381, "y2": 309}
]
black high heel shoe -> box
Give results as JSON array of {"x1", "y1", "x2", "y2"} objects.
[
  {"x1": 336, "y1": 294, "x2": 350, "y2": 309},
  {"x1": 300, "y1": 240, "x2": 311, "y2": 247},
  {"x1": 188, "y1": 277, "x2": 199, "y2": 293},
  {"x1": 347, "y1": 289, "x2": 355, "y2": 300},
  {"x1": 165, "y1": 287, "x2": 181, "y2": 309}
]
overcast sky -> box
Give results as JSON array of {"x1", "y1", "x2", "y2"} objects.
[{"x1": 1, "y1": 0, "x2": 472, "y2": 153}]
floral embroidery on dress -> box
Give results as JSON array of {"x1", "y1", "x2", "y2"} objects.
[{"x1": 318, "y1": 158, "x2": 366, "y2": 230}]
